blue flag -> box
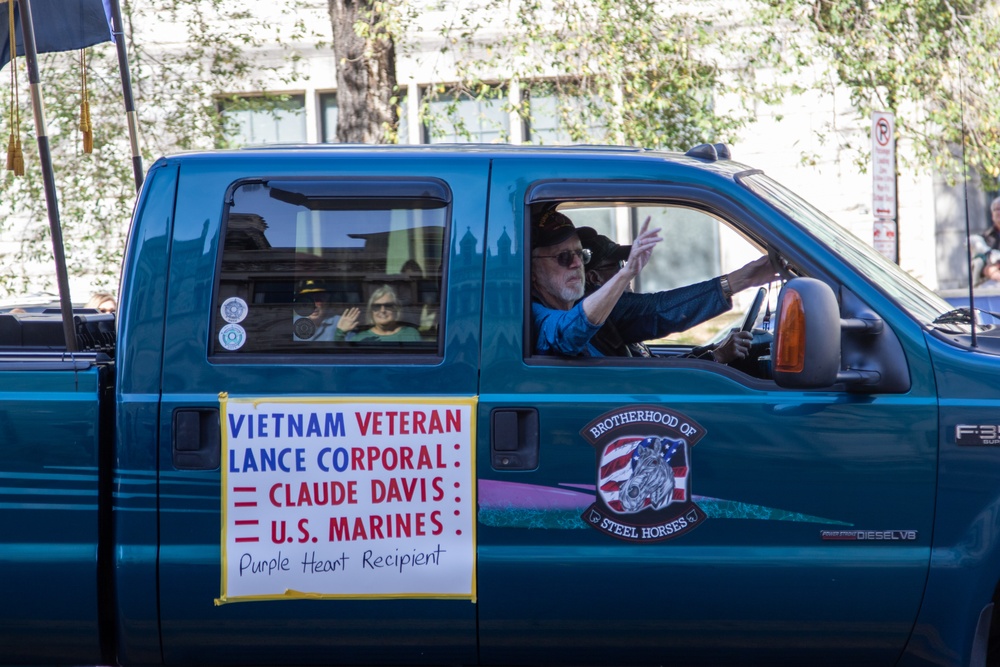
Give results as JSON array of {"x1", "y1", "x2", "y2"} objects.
[{"x1": 0, "y1": 0, "x2": 113, "y2": 69}]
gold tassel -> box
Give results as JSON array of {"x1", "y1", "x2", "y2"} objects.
[
  {"x1": 80, "y1": 50, "x2": 93, "y2": 153},
  {"x1": 81, "y1": 99, "x2": 93, "y2": 153},
  {"x1": 7, "y1": 0, "x2": 23, "y2": 175},
  {"x1": 11, "y1": 136, "x2": 23, "y2": 176}
]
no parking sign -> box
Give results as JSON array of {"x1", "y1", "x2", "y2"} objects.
[{"x1": 872, "y1": 111, "x2": 896, "y2": 262}]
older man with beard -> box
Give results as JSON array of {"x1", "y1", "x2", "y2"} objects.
[
  {"x1": 530, "y1": 209, "x2": 661, "y2": 357},
  {"x1": 530, "y1": 208, "x2": 774, "y2": 359}
]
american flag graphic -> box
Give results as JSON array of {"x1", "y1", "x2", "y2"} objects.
[{"x1": 598, "y1": 435, "x2": 689, "y2": 514}]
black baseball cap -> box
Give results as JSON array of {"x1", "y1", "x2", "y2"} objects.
[
  {"x1": 577, "y1": 227, "x2": 631, "y2": 267},
  {"x1": 296, "y1": 279, "x2": 331, "y2": 295},
  {"x1": 533, "y1": 208, "x2": 578, "y2": 249}
]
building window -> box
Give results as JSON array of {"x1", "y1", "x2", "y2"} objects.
[
  {"x1": 212, "y1": 178, "x2": 449, "y2": 357},
  {"x1": 422, "y1": 88, "x2": 509, "y2": 144},
  {"x1": 218, "y1": 94, "x2": 307, "y2": 146},
  {"x1": 525, "y1": 88, "x2": 606, "y2": 145},
  {"x1": 319, "y1": 92, "x2": 338, "y2": 143}
]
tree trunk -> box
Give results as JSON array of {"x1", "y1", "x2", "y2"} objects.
[{"x1": 327, "y1": 0, "x2": 397, "y2": 144}]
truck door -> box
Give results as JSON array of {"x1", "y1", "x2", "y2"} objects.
[
  {"x1": 0, "y1": 360, "x2": 109, "y2": 665},
  {"x1": 155, "y1": 155, "x2": 487, "y2": 665},
  {"x1": 477, "y1": 157, "x2": 938, "y2": 666}
]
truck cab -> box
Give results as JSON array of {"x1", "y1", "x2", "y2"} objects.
[{"x1": 3, "y1": 145, "x2": 1000, "y2": 667}]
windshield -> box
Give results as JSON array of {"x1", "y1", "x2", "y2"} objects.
[{"x1": 741, "y1": 173, "x2": 955, "y2": 328}]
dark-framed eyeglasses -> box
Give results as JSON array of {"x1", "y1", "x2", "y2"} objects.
[
  {"x1": 536, "y1": 248, "x2": 592, "y2": 268},
  {"x1": 371, "y1": 302, "x2": 398, "y2": 312}
]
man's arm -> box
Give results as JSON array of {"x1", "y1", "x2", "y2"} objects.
[
  {"x1": 582, "y1": 218, "x2": 661, "y2": 326},
  {"x1": 609, "y1": 255, "x2": 775, "y2": 343},
  {"x1": 610, "y1": 280, "x2": 730, "y2": 342},
  {"x1": 724, "y1": 256, "x2": 775, "y2": 293}
]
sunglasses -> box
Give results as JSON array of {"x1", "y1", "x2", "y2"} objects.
[
  {"x1": 537, "y1": 248, "x2": 592, "y2": 268},
  {"x1": 371, "y1": 302, "x2": 397, "y2": 311}
]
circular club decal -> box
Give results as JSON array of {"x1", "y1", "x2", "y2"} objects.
[
  {"x1": 218, "y1": 323, "x2": 247, "y2": 351},
  {"x1": 294, "y1": 316, "x2": 317, "y2": 340},
  {"x1": 221, "y1": 297, "x2": 249, "y2": 324}
]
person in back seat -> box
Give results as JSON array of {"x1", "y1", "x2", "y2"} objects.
[
  {"x1": 334, "y1": 285, "x2": 421, "y2": 343},
  {"x1": 85, "y1": 292, "x2": 117, "y2": 314},
  {"x1": 293, "y1": 280, "x2": 342, "y2": 341}
]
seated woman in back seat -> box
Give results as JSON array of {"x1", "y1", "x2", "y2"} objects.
[{"x1": 334, "y1": 285, "x2": 420, "y2": 343}]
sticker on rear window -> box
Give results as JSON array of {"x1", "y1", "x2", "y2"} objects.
[
  {"x1": 218, "y1": 323, "x2": 247, "y2": 351},
  {"x1": 221, "y1": 297, "x2": 249, "y2": 324}
]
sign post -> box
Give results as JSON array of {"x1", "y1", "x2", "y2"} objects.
[{"x1": 872, "y1": 111, "x2": 898, "y2": 263}]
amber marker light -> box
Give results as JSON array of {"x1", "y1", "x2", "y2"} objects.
[{"x1": 775, "y1": 288, "x2": 806, "y2": 373}]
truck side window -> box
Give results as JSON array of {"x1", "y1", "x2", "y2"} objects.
[
  {"x1": 529, "y1": 201, "x2": 775, "y2": 375},
  {"x1": 211, "y1": 178, "x2": 450, "y2": 357}
]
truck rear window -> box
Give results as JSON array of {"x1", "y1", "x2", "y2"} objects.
[{"x1": 210, "y1": 178, "x2": 449, "y2": 358}]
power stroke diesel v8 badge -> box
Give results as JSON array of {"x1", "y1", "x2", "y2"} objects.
[{"x1": 581, "y1": 405, "x2": 706, "y2": 542}]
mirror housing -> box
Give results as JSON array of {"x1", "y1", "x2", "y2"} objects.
[
  {"x1": 773, "y1": 278, "x2": 841, "y2": 389},
  {"x1": 772, "y1": 278, "x2": 908, "y2": 392}
]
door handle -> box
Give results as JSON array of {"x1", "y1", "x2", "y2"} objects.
[
  {"x1": 173, "y1": 408, "x2": 221, "y2": 470},
  {"x1": 490, "y1": 408, "x2": 538, "y2": 471}
]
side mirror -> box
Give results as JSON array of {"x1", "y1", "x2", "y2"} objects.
[
  {"x1": 773, "y1": 278, "x2": 841, "y2": 389},
  {"x1": 773, "y1": 278, "x2": 902, "y2": 391}
]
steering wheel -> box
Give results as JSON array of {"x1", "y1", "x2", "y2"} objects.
[{"x1": 740, "y1": 287, "x2": 767, "y2": 332}]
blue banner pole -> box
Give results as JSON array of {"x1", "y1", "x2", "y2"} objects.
[{"x1": 108, "y1": 0, "x2": 142, "y2": 191}]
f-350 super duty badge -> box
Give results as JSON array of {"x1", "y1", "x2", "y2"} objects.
[{"x1": 581, "y1": 405, "x2": 706, "y2": 542}]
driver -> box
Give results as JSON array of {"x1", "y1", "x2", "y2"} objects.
[{"x1": 530, "y1": 209, "x2": 774, "y2": 359}]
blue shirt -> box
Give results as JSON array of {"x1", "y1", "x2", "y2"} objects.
[{"x1": 532, "y1": 300, "x2": 602, "y2": 356}]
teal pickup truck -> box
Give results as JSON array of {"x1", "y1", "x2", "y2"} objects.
[{"x1": 3, "y1": 144, "x2": 999, "y2": 667}]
